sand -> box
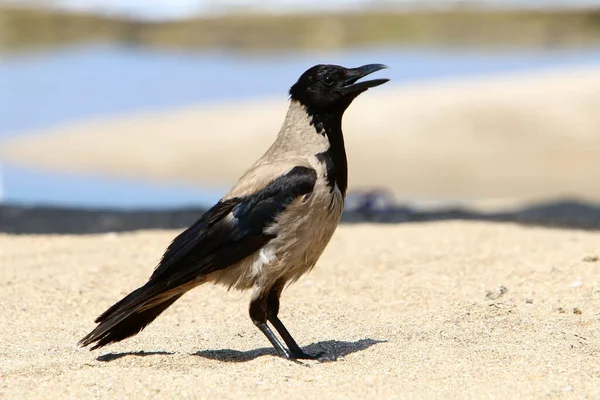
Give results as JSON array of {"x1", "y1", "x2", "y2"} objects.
[
  {"x1": 3, "y1": 65, "x2": 600, "y2": 203},
  {"x1": 1, "y1": 221, "x2": 600, "y2": 399}
]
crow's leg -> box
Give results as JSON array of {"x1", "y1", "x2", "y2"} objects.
[
  {"x1": 249, "y1": 290, "x2": 292, "y2": 360},
  {"x1": 265, "y1": 280, "x2": 325, "y2": 360}
]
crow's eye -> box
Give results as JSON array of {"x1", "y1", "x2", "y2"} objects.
[{"x1": 322, "y1": 74, "x2": 334, "y2": 86}]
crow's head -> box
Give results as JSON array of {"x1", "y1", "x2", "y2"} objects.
[{"x1": 289, "y1": 64, "x2": 389, "y2": 112}]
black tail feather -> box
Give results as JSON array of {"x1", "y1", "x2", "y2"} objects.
[
  {"x1": 94, "y1": 286, "x2": 145, "y2": 323},
  {"x1": 79, "y1": 285, "x2": 183, "y2": 350}
]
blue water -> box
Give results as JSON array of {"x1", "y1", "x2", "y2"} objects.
[
  {"x1": 4, "y1": 45, "x2": 600, "y2": 138},
  {"x1": 2, "y1": 45, "x2": 600, "y2": 209},
  {"x1": 0, "y1": 165, "x2": 225, "y2": 208}
]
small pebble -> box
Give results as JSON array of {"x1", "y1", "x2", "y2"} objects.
[
  {"x1": 485, "y1": 285, "x2": 508, "y2": 300},
  {"x1": 571, "y1": 280, "x2": 583, "y2": 288}
]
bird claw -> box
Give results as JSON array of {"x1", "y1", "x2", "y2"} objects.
[{"x1": 292, "y1": 350, "x2": 332, "y2": 362}]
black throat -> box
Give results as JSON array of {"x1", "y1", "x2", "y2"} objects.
[{"x1": 308, "y1": 108, "x2": 348, "y2": 197}]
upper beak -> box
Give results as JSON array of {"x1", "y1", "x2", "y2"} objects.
[{"x1": 339, "y1": 64, "x2": 389, "y2": 96}]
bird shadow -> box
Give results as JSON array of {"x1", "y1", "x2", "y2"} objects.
[
  {"x1": 96, "y1": 350, "x2": 174, "y2": 362},
  {"x1": 193, "y1": 338, "x2": 385, "y2": 363}
]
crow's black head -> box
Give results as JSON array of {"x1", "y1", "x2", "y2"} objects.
[{"x1": 289, "y1": 64, "x2": 389, "y2": 112}]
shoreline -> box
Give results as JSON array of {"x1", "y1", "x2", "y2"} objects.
[{"x1": 2, "y1": 197, "x2": 600, "y2": 234}]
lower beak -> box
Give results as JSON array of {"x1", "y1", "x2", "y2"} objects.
[{"x1": 339, "y1": 64, "x2": 389, "y2": 96}]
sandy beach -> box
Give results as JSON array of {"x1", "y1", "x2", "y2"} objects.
[
  {"x1": 1, "y1": 221, "x2": 600, "y2": 398},
  {"x1": 2, "y1": 62, "x2": 600, "y2": 399}
]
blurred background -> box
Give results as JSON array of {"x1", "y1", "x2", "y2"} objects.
[{"x1": 1, "y1": 0, "x2": 600, "y2": 233}]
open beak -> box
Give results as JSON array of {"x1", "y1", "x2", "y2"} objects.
[{"x1": 339, "y1": 64, "x2": 389, "y2": 96}]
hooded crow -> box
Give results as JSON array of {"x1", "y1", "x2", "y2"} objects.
[{"x1": 79, "y1": 63, "x2": 389, "y2": 361}]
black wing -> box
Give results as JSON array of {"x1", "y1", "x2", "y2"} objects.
[
  {"x1": 79, "y1": 166, "x2": 317, "y2": 349},
  {"x1": 148, "y1": 166, "x2": 317, "y2": 289}
]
